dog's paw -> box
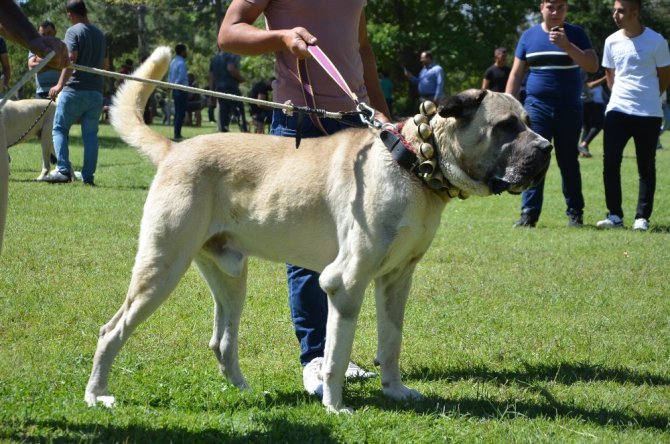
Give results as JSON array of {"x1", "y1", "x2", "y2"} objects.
[
  {"x1": 383, "y1": 383, "x2": 423, "y2": 401},
  {"x1": 325, "y1": 404, "x2": 354, "y2": 415},
  {"x1": 85, "y1": 393, "x2": 116, "y2": 408}
]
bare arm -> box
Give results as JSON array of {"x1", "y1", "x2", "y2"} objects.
[
  {"x1": 481, "y1": 77, "x2": 490, "y2": 90},
  {"x1": 549, "y1": 28, "x2": 598, "y2": 73},
  {"x1": 605, "y1": 68, "x2": 615, "y2": 91},
  {"x1": 28, "y1": 53, "x2": 41, "y2": 69},
  {"x1": 358, "y1": 10, "x2": 390, "y2": 122},
  {"x1": 586, "y1": 74, "x2": 607, "y2": 89},
  {"x1": 226, "y1": 62, "x2": 246, "y2": 83},
  {"x1": 0, "y1": 52, "x2": 9, "y2": 88},
  {"x1": 49, "y1": 49, "x2": 77, "y2": 99},
  {"x1": 658, "y1": 65, "x2": 670, "y2": 94},
  {"x1": 0, "y1": 0, "x2": 68, "y2": 69},
  {"x1": 505, "y1": 57, "x2": 527, "y2": 98},
  {"x1": 217, "y1": 0, "x2": 315, "y2": 59}
]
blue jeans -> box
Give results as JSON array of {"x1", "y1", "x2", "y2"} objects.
[
  {"x1": 52, "y1": 89, "x2": 103, "y2": 183},
  {"x1": 661, "y1": 101, "x2": 670, "y2": 133},
  {"x1": 270, "y1": 108, "x2": 365, "y2": 365},
  {"x1": 520, "y1": 96, "x2": 584, "y2": 221},
  {"x1": 172, "y1": 90, "x2": 188, "y2": 138}
]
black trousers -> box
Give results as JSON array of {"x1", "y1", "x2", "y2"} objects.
[{"x1": 603, "y1": 110, "x2": 662, "y2": 220}]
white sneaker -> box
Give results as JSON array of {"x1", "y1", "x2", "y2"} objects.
[
  {"x1": 596, "y1": 214, "x2": 624, "y2": 229},
  {"x1": 633, "y1": 218, "x2": 649, "y2": 231},
  {"x1": 302, "y1": 358, "x2": 376, "y2": 396},
  {"x1": 302, "y1": 357, "x2": 324, "y2": 396},
  {"x1": 345, "y1": 361, "x2": 376, "y2": 379}
]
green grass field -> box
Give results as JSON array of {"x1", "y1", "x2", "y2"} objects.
[{"x1": 1, "y1": 121, "x2": 669, "y2": 442}]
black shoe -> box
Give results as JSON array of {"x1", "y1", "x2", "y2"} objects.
[
  {"x1": 578, "y1": 145, "x2": 592, "y2": 158},
  {"x1": 83, "y1": 180, "x2": 95, "y2": 187},
  {"x1": 41, "y1": 170, "x2": 72, "y2": 183},
  {"x1": 513, "y1": 212, "x2": 537, "y2": 228},
  {"x1": 568, "y1": 213, "x2": 583, "y2": 227}
]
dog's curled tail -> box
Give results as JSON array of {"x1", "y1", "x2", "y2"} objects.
[{"x1": 110, "y1": 46, "x2": 172, "y2": 166}]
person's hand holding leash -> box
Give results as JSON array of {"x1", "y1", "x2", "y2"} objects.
[{"x1": 283, "y1": 27, "x2": 317, "y2": 59}]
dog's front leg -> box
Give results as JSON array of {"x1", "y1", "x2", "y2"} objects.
[
  {"x1": 319, "y1": 264, "x2": 368, "y2": 413},
  {"x1": 374, "y1": 264, "x2": 423, "y2": 402}
]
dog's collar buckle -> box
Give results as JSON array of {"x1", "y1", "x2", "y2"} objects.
[{"x1": 380, "y1": 128, "x2": 421, "y2": 173}]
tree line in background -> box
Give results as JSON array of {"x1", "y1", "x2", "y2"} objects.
[{"x1": 7, "y1": 0, "x2": 670, "y2": 117}]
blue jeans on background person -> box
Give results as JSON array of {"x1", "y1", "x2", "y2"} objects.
[
  {"x1": 172, "y1": 90, "x2": 188, "y2": 139},
  {"x1": 661, "y1": 101, "x2": 670, "y2": 133},
  {"x1": 270, "y1": 108, "x2": 365, "y2": 366},
  {"x1": 52, "y1": 89, "x2": 103, "y2": 183},
  {"x1": 520, "y1": 96, "x2": 584, "y2": 221}
]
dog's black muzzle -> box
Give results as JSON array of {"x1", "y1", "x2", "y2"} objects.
[{"x1": 488, "y1": 139, "x2": 552, "y2": 195}]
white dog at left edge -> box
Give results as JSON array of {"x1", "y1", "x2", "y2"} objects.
[{"x1": 2, "y1": 98, "x2": 57, "y2": 181}]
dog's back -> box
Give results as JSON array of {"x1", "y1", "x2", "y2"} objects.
[{"x1": 2, "y1": 99, "x2": 55, "y2": 147}]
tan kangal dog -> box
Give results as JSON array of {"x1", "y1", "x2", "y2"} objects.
[
  {"x1": 85, "y1": 47, "x2": 552, "y2": 413},
  {"x1": 2, "y1": 98, "x2": 57, "y2": 180},
  {"x1": 0, "y1": 99, "x2": 56, "y2": 253}
]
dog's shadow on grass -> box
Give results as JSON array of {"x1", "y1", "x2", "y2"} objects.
[
  {"x1": 6, "y1": 417, "x2": 340, "y2": 443},
  {"x1": 350, "y1": 361, "x2": 670, "y2": 430}
]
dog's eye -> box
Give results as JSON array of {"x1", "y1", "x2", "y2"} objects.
[{"x1": 495, "y1": 117, "x2": 519, "y2": 132}]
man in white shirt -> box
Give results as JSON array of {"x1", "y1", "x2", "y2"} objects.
[{"x1": 596, "y1": 0, "x2": 670, "y2": 231}]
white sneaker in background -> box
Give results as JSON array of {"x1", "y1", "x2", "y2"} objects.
[
  {"x1": 345, "y1": 361, "x2": 376, "y2": 379},
  {"x1": 302, "y1": 358, "x2": 376, "y2": 396},
  {"x1": 596, "y1": 214, "x2": 624, "y2": 229},
  {"x1": 302, "y1": 357, "x2": 324, "y2": 396},
  {"x1": 632, "y1": 218, "x2": 649, "y2": 231}
]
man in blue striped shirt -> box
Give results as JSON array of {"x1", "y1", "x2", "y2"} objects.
[{"x1": 506, "y1": 0, "x2": 598, "y2": 228}]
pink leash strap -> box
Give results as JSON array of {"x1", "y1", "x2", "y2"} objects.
[
  {"x1": 306, "y1": 45, "x2": 359, "y2": 104},
  {"x1": 296, "y1": 45, "x2": 364, "y2": 136}
]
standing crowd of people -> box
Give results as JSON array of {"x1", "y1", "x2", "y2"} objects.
[{"x1": 499, "y1": 0, "x2": 669, "y2": 232}]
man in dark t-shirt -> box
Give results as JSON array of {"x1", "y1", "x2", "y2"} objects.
[
  {"x1": 209, "y1": 50, "x2": 246, "y2": 132},
  {"x1": 0, "y1": 37, "x2": 10, "y2": 94},
  {"x1": 482, "y1": 47, "x2": 511, "y2": 92},
  {"x1": 248, "y1": 78, "x2": 272, "y2": 133}
]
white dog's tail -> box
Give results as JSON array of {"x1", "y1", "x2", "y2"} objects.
[{"x1": 110, "y1": 46, "x2": 172, "y2": 166}]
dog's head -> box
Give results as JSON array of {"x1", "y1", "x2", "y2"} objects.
[{"x1": 425, "y1": 89, "x2": 551, "y2": 196}]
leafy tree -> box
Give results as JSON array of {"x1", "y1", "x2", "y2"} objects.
[{"x1": 6, "y1": 0, "x2": 670, "y2": 114}]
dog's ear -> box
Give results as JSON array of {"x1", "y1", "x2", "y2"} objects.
[{"x1": 438, "y1": 89, "x2": 488, "y2": 119}]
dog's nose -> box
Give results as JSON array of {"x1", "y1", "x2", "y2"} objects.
[{"x1": 538, "y1": 141, "x2": 552, "y2": 154}]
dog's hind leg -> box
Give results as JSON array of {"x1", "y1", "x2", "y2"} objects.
[
  {"x1": 37, "y1": 127, "x2": 53, "y2": 180},
  {"x1": 374, "y1": 262, "x2": 423, "y2": 402},
  {"x1": 85, "y1": 203, "x2": 208, "y2": 407},
  {"x1": 193, "y1": 249, "x2": 249, "y2": 390}
]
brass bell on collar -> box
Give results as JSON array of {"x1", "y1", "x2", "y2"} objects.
[
  {"x1": 413, "y1": 113, "x2": 428, "y2": 126},
  {"x1": 420, "y1": 100, "x2": 437, "y2": 117},
  {"x1": 427, "y1": 170, "x2": 446, "y2": 190},
  {"x1": 418, "y1": 158, "x2": 437, "y2": 175},
  {"x1": 418, "y1": 123, "x2": 432, "y2": 140},
  {"x1": 419, "y1": 142, "x2": 434, "y2": 159},
  {"x1": 447, "y1": 188, "x2": 460, "y2": 198}
]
